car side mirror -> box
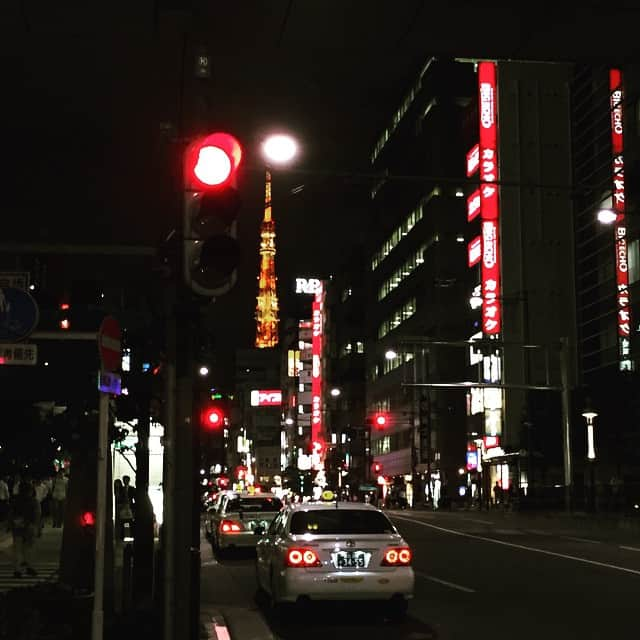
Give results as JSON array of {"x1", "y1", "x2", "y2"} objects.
[{"x1": 254, "y1": 524, "x2": 266, "y2": 536}]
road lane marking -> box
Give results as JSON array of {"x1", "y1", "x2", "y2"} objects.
[
  {"x1": 561, "y1": 536, "x2": 600, "y2": 544},
  {"x1": 392, "y1": 515, "x2": 640, "y2": 577},
  {"x1": 465, "y1": 518, "x2": 494, "y2": 525},
  {"x1": 620, "y1": 545, "x2": 640, "y2": 552},
  {"x1": 415, "y1": 571, "x2": 476, "y2": 593}
]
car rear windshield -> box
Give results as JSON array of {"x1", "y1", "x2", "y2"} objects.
[
  {"x1": 290, "y1": 509, "x2": 396, "y2": 535},
  {"x1": 226, "y1": 497, "x2": 283, "y2": 512}
]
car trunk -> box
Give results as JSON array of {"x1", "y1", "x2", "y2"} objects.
[{"x1": 289, "y1": 533, "x2": 403, "y2": 571}]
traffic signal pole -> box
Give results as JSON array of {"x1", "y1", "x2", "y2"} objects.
[
  {"x1": 91, "y1": 390, "x2": 109, "y2": 640},
  {"x1": 162, "y1": 287, "x2": 177, "y2": 640}
]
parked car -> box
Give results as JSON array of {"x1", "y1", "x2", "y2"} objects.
[
  {"x1": 255, "y1": 501, "x2": 414, "y2": 618},
  {"x1": 205, "y1": 491, "x2": 283, "y2": 553}
]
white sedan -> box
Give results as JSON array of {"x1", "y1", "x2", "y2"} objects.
[{"x1": 255, "y1": 501, "x2": 414, "y2": 618}]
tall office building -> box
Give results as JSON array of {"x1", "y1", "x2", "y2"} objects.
[{"x1": 365, "y1": 57, "x2": 579, "y2": 507}]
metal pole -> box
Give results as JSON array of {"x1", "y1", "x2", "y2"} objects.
[
  {"x1": 560, "y1": 337, "x2": 572, "y2": 512},
  {"x1": 163, "y1": 291, "x2": 177, "y2": 640},
  {"x1": 91, "y1": 390, "x2": 109, "y2": 640}
]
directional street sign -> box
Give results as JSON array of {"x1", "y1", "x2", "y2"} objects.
[
  {"x1": 0, "y1": 343, "x2": 38, "y2": 365},
  {"x1": 98, "y1": 370, "x2": 122, "y2": 395},
  {"x1": 98, "y1": 316, "x2": 121, "y2": 373},
  {"x1": 0, "y1": 287, "x2": 39, "y2": 342}
]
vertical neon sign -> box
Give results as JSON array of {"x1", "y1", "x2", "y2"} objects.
[
  {"x1": 610, "y1": 69, "x2": 632, "y2": 370},
  {"x1": 478, "y1": 61, "x2": 501, "y2": 335},
  {"x1": 311, "y1": 282, "x2": 324, "y2": 447}
]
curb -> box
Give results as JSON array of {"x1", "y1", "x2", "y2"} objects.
[
  {"x1": 201, "y1": 606, "x2": 275, "y2": 640},
  {"x1": 221, "y1": 606, "x2": 275, "y2": 640},
  {"x1": 201, "y1": 609, "x2": 231, "y2": 640}
]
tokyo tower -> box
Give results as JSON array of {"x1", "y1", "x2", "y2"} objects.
[{"x1": 255, "y1": 170, "x2": 280, "y2": 348}]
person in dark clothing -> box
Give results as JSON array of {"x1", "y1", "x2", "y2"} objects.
[
  {"x1": 119, "y1": 475, "x2": 136, "y2": 539},
  {"x1": 8, "y1": 481, "x2": 41, "y2": 578}
]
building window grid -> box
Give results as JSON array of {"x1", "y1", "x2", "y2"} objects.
[
  {"x1": 378, "y1": 298, "x2": 416, "y2": 339},
  {"x1": 371, "y1": 206, "x2": 423, "y2": 272},
  {"x1": 383, "y1": 351, "x2": 414, "y2": 375},
  {"x1": 370, "y1": 57, "x2": 435, "y2": 164},
  {"x1": 378, "y1": 244, "x2": 428, "y2": 300}
]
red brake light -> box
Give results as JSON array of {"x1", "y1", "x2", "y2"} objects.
[
  {"x1": 382, "y1": 547, "x2": 412, "y2": 566},
  {"x1": 285, "y1": 547, "x2": 321, "y2": 568},
  {"x1": 220, "y1": 519, "x2": 242, "y2": 533}
]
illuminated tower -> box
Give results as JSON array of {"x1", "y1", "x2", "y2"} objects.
[{"x1": 255, "y1": 170, "x2": 280, "y2": 348}]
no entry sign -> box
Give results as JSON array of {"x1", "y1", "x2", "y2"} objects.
[{"x1": 98, "y1": 316, "x2": 121, "y2": 373}]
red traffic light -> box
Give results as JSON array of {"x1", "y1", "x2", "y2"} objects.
[
  {"x1": 374, "y1": 413, "x2": 388, "y2": 429},
  {"x1": 201, "y1": 405, "x2": 225, "y2": 429},
  {"x1": 184, "y1": 132, "x2": 243, "y2": 190},
  {"x1": 81, "y1": 511, "x2": 96, "y2": 527},
  {"x1": 372, "y1": 461, "x2": 383, "y2": 475}
]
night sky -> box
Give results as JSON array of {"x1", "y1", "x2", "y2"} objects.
[{"x1": 3, "y1": 3, "x2": 639, "y2": 369}]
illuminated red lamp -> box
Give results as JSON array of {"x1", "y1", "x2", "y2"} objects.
[
  {"x1": 374, "y1": 413, "x2": 388, "y2": 429},
  {"x1": 81, "y1": 511, "x2": 96, "y2": 527},
  {"x1": 285, "y1": 548, "x2": 321, "y2": 567},
  {"x1": 201, "y1": 405, "x2": 225, "y2": 429},
  {"x1": 184, "y1": 132, "x2": 243, "y2": 190}
]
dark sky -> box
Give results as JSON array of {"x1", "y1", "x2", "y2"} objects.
[{"x1": 3, "y1": 2, "x2": 640, "y2": 366}]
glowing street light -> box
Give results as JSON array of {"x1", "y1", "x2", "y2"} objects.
[
  {"x1": 330, "y1": 388, "x2": 341, "y2": 397},
  {"x1": 597, "y1": 208, "x2": 617, "y2": 224},
  {"x1": 198, "y1": 366, "x2": 210, "y2": 377},
  {"x1": 262, "y1": 134, "x2": 298, "y2": 165},
  {"x1": 385, "y1": 349, "x2": 398, "y2": 360}
]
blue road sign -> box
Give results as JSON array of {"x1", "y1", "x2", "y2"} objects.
[
  {"x1": 98, "y1": 370, "x2": 122, "y2": 396},
  {"x1": 0, "y1": 287, "x2": 39, "y2": 341}
]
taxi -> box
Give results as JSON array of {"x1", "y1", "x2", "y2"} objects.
[
  {"x1": 255, "y1": 499, "x2": 414, "y2": 618},
  {"x1": 206, "y1": 491, "x2": 283, "y2": 553}
]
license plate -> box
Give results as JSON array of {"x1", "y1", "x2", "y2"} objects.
[{"x1": 332, "y1": 551, "x2": 371, "y2": 569}]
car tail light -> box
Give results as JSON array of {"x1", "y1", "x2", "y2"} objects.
[
  {"x1": 285, "y1": 547, "x2": 321, "y2": 568},
  {"x1": 381, "y1": 547, "x2": 412, "y2": 566},
  {"x1": 220, "y1": 519, "x2": 243, "y2": 533}
]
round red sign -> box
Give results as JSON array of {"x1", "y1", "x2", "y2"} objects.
[{"x1": 98, "y1": 316, "x2": 121, "y2": 372}]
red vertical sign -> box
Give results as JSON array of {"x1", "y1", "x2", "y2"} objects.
[
  {"x1": 610, "y1": 69, "x2": 631, "y2": 368},
  {"x1": 478, "y1": 61, "x2": 501, "y2": 334},
  {"x1": 311, "y1": 283, "x2": 324, "y2": 446}
]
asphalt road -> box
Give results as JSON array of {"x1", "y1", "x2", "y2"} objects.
[{"x1": 200, "y1": 510, "x2": 640, "y2": 640}]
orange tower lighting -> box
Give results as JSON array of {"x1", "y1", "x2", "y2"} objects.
[{"x1": 255, "y1": 170, "x2": 280, "y2": 348}]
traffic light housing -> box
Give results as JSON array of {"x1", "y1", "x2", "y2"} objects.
[
  {"x1": 183, "y1": 132, "x2": 243, "y2": 297},
  {"x1": 58, "y1": 302, "x2": 71, "y2": 330}
]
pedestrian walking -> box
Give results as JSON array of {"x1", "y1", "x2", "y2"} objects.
[
  {"x1": 119, "y1": 475, "x2": 135, "y2": 539},
  {"x1": 34, "y1": 478, "x2": 49, "y2": 535},
  {"x1": 8, "y1": 480, "x2": 41, "y2": 578},
  {"x1": 51, "y1": 470, "x2": 68, "y2": 528},
  {"x1": 493, "y1": 481, "x2": 503, "y2": 507},
  {"x1": 0, "y1": 475, "x2": 10, "y2": 526}
]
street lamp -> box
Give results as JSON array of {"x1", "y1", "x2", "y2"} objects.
[
  {"x1": 597, "y1": 208, "x2": 617, "y2": 224},
  {"x1": 262, "y1": 133, "x2": 299, "y2": 165},
  {"x1": 385, "y1": 349, "x2": 398, "y2": 360},
  {"x1": 581, "y1": 399, "x2": 598, "y2": 512},
  {"x1": 330, "y1": 388, "x2": 341, "y2": 397}
]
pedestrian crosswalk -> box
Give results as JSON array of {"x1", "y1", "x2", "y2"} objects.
[{"x1": 0, "y1": 561, "x2": 59, "y2": 592}]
